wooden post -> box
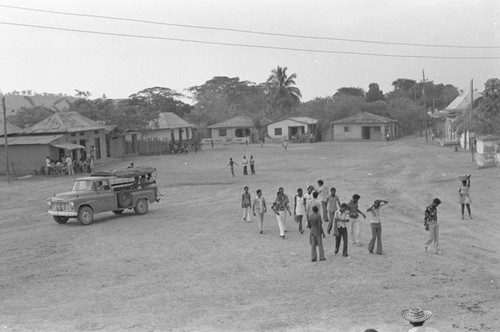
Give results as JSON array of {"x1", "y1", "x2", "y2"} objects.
[
  {"x1": 470, "y1": 79, "x2": 474, "y2": 162},
  {"x1": 2, "y1": 95, "x2": 10, "y2": 183}
]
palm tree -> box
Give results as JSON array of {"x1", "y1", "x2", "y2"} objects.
[{"x1": 267, "y1": 66, "x2": 302, "y2": 116}]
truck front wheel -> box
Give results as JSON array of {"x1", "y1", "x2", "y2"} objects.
[
  {"x1": 78, "y1": 206, "x2": 94, "y2": 225},
  {"x1": 134, "y1": 199, "x2": 149, "y2": 215},
  {"x1": 53, "y1": 216, "x2": 69, "y2": 224}
]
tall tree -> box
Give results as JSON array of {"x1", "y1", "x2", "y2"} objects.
[
  {"x1": 129, "y1": 87, "x2": 193, "y2": 119},
  {"x1": 365, "y1": 83, "x2": 384, "y2": 102},
  {"x1": 266, "y1": 66, "x2": 302, "y2": 116},
  {"x1": 334, "y1": 87, "x2": 365, "y2": 98},
  {"x1": 7, "y1": 105, "x2": 54, "y2": 128}
]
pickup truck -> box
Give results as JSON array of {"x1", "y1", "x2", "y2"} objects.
[{"x1": 47, "y1": 166, "x2": 160, "y2": 225}]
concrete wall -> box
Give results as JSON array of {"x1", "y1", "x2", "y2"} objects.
[
  {"x1": 66, "y1": 129, "x2": 107, "y2": 160},
  {"x1": 107, "y1": 136, "x2": 125, "y2": 158},
  {"x1": 0, "y1": 145, "x2": 51, "y2": 175},
  {"x1": 142, "y1": 128, "x2": 193, "y2": 142}
]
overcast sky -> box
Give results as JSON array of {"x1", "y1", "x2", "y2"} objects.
[{"x1": 0, "y1": 0, "x2": 499, "y2": 102}]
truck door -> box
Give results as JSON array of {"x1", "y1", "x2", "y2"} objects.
[{"x1": 92, "y1": 179, "x2": 117, "y2": 213}]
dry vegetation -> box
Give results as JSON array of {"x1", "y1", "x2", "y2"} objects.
[{"x1": 0, "y1": 137, "x2": 499, "y2": 332}]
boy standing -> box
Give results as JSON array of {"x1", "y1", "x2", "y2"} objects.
[
  {"x1": 326, "y1": 187, "x2": 341, "y2": 228},
  {"x1": 294, "y1": 188, "x2": 306, "y2": 234},
  {"x1": 367, "y1": 200, "x2": 389, "y2": 255},
  {"x1": 334, "y1": 203, "x2": 350, "y2": 257},
  {"x1": 242, "y1": 156, "x2": 248, "y2": 175},
  {"x1": 241, "y1": 186, "x2": 252, "y2": 221},
  {"x1": 228, "y1": 158, "x2": 238, "y2": 177},
  {"x1": 308, "y1": 206, "x2": 325, "y2": 262},
  {"x1": 317, "y1": 180, "x2": 329, "y2": 221},
  {"x1": 424, "y1": 198, "x2": 442, "y2": 255},
  {"x1": 347, "y1": 194, "x2": 366, "y2": 246},
  {"x1": 253, "y1": 189, "x2": 267, "y2": 234}
]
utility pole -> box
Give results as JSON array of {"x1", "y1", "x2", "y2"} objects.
[
  {"x1": 470, "y1": 79, "x2": 474, "y2": 162},
  {"x1": 2, "y1": 95, "x2": 10, "y2": 183},
  {"x1": 422, "y1": 70, "x2": 428, "y2": 142}
]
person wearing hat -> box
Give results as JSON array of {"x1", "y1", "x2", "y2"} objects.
[
  {"x1": 424, "y1": 198, "x2": 442, "y2": 254},
  {"x1": 401, "y1": 307, "x2": 440, "y2": 331},
  {"x1": 366, "y1": 199, "x2": 388, "y2": 255}
]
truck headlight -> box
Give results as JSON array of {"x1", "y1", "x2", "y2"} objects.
[{"x1": 69, "y1": 202, "x2": 75, "y2": 208}]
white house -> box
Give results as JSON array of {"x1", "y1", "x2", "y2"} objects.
[
  {"x1": 142, "y1": 112, "x2": 196, "y2": 143},
  {"x1": 266, "y1": 117, "x2": 318, "y2": 142}
]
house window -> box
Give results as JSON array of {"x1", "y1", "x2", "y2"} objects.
[
  {"x1": 344, "y1": 126, "x2": 349, "y2": 132},
  {"x1": 219, "y1": 129, "x2": 227, "y2": 137},
  {"x1": 374, "y1": 126, "x2": 381, "y2": 132},
  {"x1": 79, "y1": 131, "x2": 84, "y2": 136},
  {"x1": 94, "y1": 130, "x2": 99, "y2": 134},
  {"x1": 70, "y1": 133, "x2": 76, "y2": 137},
  {"x1": 274, "y1": 128, "x2": 282, "y2": 136}
]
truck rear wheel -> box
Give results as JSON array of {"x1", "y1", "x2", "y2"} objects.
[
  {"x1": 134, "y1": 198, "x2": 148, "y2": 215},
  {"x1": 78, "y1": 206, "x2": 94, "y2": 225},
  {"x1": 53, "y1": 216, "x2": 69, "y2": 224},
  {"x1": 118, "y1": 190, "x2": 132, "y2": 208}
]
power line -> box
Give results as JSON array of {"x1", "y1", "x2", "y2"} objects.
[
  {"x1": 1, "y1": 3, "x2": 499, "y2": 50},
  {"x1": 1, "y1": 21, "x2": 500, "y2": 60}
]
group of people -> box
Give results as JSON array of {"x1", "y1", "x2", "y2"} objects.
[
  {"x1": 240, "y1": 180, "x2": 390, "y2": 261},
  {"x1": 228, "y1": 155, "x2": 256, "y2": 177},
  {"x1": 45, "y1": 155, "x2": 75, "y2": 175},
  {"x1": 240, "y1": 173, "x2": 474, "y2": 260}
]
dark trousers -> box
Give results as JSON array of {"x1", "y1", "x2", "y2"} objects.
[
  {"x1": 243, "y1": 166, "x2": 248, "y2": 175},
  {"x1": 368, "y1": 223, "x2": 382, "y2": 254},
  {"x1": 335, "y1": 227, "x2": 348, "y2": 256},
  {"x1": 310, "y1": 234, "x2": 325, "y2": 261},
  {"x1": 250, "y1": 164, "x2": 255, "y2": 175}
]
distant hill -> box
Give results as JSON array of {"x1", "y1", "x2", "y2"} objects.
[{"x1": 2, "y1": 93, "x2": 76, "y2": 116}]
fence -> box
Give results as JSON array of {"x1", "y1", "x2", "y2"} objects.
[{"x1": 133, "y1": 138, "x2": 199, "y2": 155}]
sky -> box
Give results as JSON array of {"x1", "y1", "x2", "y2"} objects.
[{"x1": 0, "y1": 0, "x2": 499, "y2": 102}]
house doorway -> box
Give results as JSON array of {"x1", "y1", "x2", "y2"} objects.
[{"x1": 362, "y1": 126, "x2": 371, "y2": 140}]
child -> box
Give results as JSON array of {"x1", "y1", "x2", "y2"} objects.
[
  {"x1": 334, "y1": 203, "x2": 350, "y2": 257},
  {"x1": 228, "y1": 158, "x2": 238, "y2": 177},
  {"x1": 424, "y1": 198, "x2": 442, "y2": 255},
  {"x1": 347, "y1": 194, "x2": 366, "y2": 246},
  {"x1": 242, "y1": 156, "x2": 248, "y2": 175},
  {"x1": 307, "y1": 206, "x2": 325, "y2": 262},
  {"x1": 326, "y1": 187, "x2": 341, "y2": 227},
  {"x1": 294, "y1": 188, "x2": 306, "y2": 234},
  {"x1": 367, "y1": 200, "x2": 388, "y2": 255},
  {"x1": 459, "y1": 174, "x2": 472, "y2": 219},
  {"x1": 241, "y1": 186, "x2": 251, "y2": 221},
  {"x1": 253, "y1": 189, "x2": 267, "y2": 234}
]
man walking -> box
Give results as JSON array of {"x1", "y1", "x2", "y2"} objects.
[
  {"x1": 253, "y1": 189, "x2": 267, "y2": 234},
  {"x1": 317, "y1": 180, "x2": 329, "y2": 221},
  {"x1": 272, "y1": 191, "x2": 291, "y2": 239},
  {"x1": 241, "y1": 186, "x2": 252, "y2": 222},
  {"x1": 228, "y1": 158, "x2": 238, "y2": 177},
  {"x1": 334, "y1": 203, "x2": 350, "y2": 257},
  {"x1": 424, "y1": 198, "x2": 442, "y2": 255}
]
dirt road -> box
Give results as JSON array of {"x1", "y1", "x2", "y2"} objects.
[{"x1": 1, "y1": 137, "x2": 498, "y2": 331}]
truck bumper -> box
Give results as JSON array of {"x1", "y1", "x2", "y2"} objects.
[{"x1": 48, "y1": 211, "x2": 78, "y2": 217}]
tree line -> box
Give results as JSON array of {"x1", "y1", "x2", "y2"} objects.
[{"x1": 7, "y1": 66, "x2": 498, "y2": 137}]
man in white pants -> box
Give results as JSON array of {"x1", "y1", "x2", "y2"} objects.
[
  {"x1": 272, "y1": 191, "x2": 291, "y2": 239},
  {"x1": 347, "y1": 194, "x2": 366, "y2": 246}
]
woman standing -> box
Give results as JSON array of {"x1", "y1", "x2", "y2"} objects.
[{"x1": 459, "y1": 174, "x2": 472, "y2": 219}]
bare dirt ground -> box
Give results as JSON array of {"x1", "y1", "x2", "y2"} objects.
[{"x1": 0, "y1": 137, "x2": 499, "y2": 332}]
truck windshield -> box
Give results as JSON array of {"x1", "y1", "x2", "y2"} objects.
[{"x1": 72, "y1": 180, "x2": 95, "y2": 191}]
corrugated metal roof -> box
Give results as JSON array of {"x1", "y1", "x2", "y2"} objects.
[
  {"x1": 444, "y1": 90, "x2": 482, "y2": 111},
  {"x1": 331, "y1": 112, "x2": 396, "y2": 124},
  {"x1": 151, "y1": 112, "x2": 196, "y2": 129},
  {"x1": 0, "y1": 120, "x2": 24, "y2": 136},
  {"x1": 25, "y1": 111, "x2": 105, "y2": 133},
  {"x1": 266, "y1": 117, "x2": 318, "y2": 126},
  {"x1": 0, "y1": 134, "x2": 64, "y2": 146},
  {"x1": 207, "y1": 116, "x2": 254, "y2": 128}
]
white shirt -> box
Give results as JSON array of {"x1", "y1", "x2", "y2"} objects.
[
  {"x1": 409, "y1": 327, "x2": 441, "y2": 332},
  {"x1": 334, "y1": 209, "x2": 350, "y2": 228},
  {"x1": 294, "y1": 195, "x2": 306, "y2": 216}
]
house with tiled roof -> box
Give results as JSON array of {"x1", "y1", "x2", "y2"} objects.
[
  {"x1": 142, "y1": 112, "x2": 196, "y2": 144},
  {"x1": 331, "y1": 112, "x2": 397, "y2": 141},
  {"x1": 266, "y1": 117, "x2": 318, "y2": 142},
  {"x1": 206, "y1": 116, "x2": 256, "y2": 144}
]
